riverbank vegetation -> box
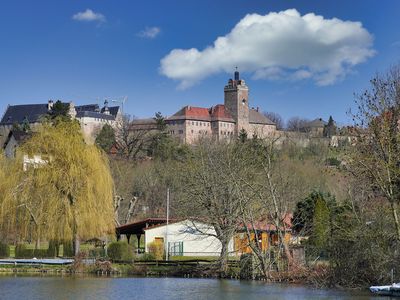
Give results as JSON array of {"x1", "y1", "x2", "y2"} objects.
[{"x1": 1, "y1": 65, "x2": 400, "y2": 288}]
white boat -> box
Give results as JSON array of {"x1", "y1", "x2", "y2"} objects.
[{"x1": 370, "y1": 283, "x2": 400, "y2": 297}]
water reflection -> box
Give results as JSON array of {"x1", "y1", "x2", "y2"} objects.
[{"x1": 0, "y1": 275, "x2": 386, "y2": 300}]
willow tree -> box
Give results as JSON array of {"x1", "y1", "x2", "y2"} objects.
[{"x1": 0, "y1": 120, "x2": 115, "y2": 254}]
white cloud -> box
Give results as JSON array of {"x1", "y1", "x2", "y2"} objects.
[
  {"x1": 72, "y1": 9, "x2": 106, "y2": 23},
  {"x1": 160, "y1": 9, "x2": 375, "y2": 89},
  {"x1": 137, "y1": 27, "x2": 161, "y2": 39}
]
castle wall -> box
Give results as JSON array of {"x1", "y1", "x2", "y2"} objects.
[{"x1": 248, "y1": 124, "x2": 276, "y2": 139}]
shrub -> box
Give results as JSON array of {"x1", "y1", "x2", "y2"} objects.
[
  {"x1": 33, "y1": 249, "x2": 47, "y2": 258},
  {"x1": 15, "y1": 244, "x2": 33, "y2": 258},
  {"x1": 47, "y1": 240, "x2": 60, "y2": 257},
  {"x1": 15, "y1": 245, "x2": 47, "y2": 258},
  {"x1": 63, "y1": 240, "x2": 74, "y2": 257},
  {"x1": 107, "y1": 241, "x2": 133, "y2": 261},
  {"x1": 0, "y1": 242, "x2": 10, "y2": 258},
  {"x1": 89, "y1": 247, "x2": 105, "y2": 258},
  {"x1": 148, "y1": 241, "x2": 164, "y2": 260}
]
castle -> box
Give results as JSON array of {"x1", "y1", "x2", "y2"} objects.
[
  {"x1": 132, "y1": 70, "x2": 277, "y2": 143},
  {"x1": 0, "y1": 100, "x2": 121, "y2": 157}
]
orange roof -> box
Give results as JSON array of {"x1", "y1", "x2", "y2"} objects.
[{"x1": 168, "y1": 104, "x2": 234, "y2": 122}]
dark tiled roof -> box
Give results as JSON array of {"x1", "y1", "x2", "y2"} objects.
[
  {"x1": 76, "y1": 111, "x2": 115, "y2": 120},
  {"x1": 75, "y1": 104, "x2": 100, "y2": 112},
  {"x1": 101, "y1": 106, "x2": 120, "y2": 118},
  {"x1": 3, "y1": 130, "x2": 31, "y2": 149},
  {"x1": 0, "y1": 104, "x2": 49, "y2": 125},
  {"x1": 249, "y1": 109, "x2": 275, "y2": 125}
]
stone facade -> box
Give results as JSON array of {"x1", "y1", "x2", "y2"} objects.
[
  {"x1": 160, "y1": 71, "x2": 277, "y2": 144},
  {"x1": 0, "y1": 100, "x2": 121, "y2": 149}
]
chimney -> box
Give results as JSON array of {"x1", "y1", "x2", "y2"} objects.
[{"x1": 47, "y1": 100, "x2": 54, "y2": 111}]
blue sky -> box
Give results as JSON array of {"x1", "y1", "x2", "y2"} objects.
[{"x1": 0, "y1": 1, "x2": 399, "y2": 126}]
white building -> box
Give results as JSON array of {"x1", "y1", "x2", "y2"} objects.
[{"x1": 144, "y1": 219, "x2": 234, "y2": 257}]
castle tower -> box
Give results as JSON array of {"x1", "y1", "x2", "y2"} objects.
[{"x1": 224, "y1": 70, "x2": 249, "y2": 133}]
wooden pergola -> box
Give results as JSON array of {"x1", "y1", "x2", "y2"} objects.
[{"x1": 115, "y1": 218, "x2": 168, "y2": 250}]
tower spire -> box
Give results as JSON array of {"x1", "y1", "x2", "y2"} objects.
[{"x1": 234, "y1": 67, "x2": 239, "y2": 81}]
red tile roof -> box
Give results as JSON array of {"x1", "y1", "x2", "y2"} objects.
[{"x1": 168, "y1": 105, "x2": 235, "y2": 122}]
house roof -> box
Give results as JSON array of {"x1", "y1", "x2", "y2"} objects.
[
  {"x1": 168, "y1": 104, "x2": 235, "y2": 122},
  {"x1": 76, "y1": 111, "x2": 115, "y2": 120},
  {"x1": 115, "y1": 218, "x2": 170, "y2": 235},
  {"x1": 101, "y1": 106, "x2": 120, "y2": 118},
  {"x1": 0, "y1": 104, "x2": 49, "y2": 125},
  {"x1": 3, "y1": 130, "x2": 31, "y2": 149},
  {"x1": 210, "y1": 105, "x2": 235, "y2": 122},
  {"x1": 306, "y1": 118, "x2": 327, "y2": 128},
  {"x1": 249, "y1": 109, "x2": 275, "y2": 125},
  {"x1": 75, "y1": 104, "x2": 100, "y2": 113}
]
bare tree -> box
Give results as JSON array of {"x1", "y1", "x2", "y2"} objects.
[
  {"x1": 350, "y1": 64, "x2": 400, "y2": 240},
  {"x1": 263, "y1": 112, "x2": 284, "y2": 130},
  {"x1": 286, "y1": 116, "x2": 309, "y2": 132},
  {"x1": 114, "y1": 115, "x2": 151, "y2": 160},
  {"x1": 176, "y1": 140, "x2": 257, "y2": 274}
]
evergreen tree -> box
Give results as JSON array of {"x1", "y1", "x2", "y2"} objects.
[
  {"x1": 49, "y1": 100, "x2": 70, "y2": 120},
  {"x1": 95, "y1": 124, "x2": 116, "y2": 152},
  {"x1": 311, "y1": 194, "x2": 331, "y2": 255},
  {"x1": 238, "y1": 129, "x2": 248, "y2": 143},
  {"x1": 323, "y1": 115, "x2": 336, "y2": 138}
]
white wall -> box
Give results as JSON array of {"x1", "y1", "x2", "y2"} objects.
[{"x1": 144, "y1": 220, "x2": 234, "y2": 257}]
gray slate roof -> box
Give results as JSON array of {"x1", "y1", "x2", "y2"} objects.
[
  {"x1": 101, "y1": 106, "x2": 120, "y2": 118},
  {"x1": 75, "y1": 104, "x2": 100, "y2": 113},
  {"x1": 76, "y1": 111, "x2": 115, "y2": 120},
  {"x1": 249, "y1": 109, "x2": 275, "y2": 125},
  {"x1": 0, "y1": 104, "x2": 49, "y2": 125}
]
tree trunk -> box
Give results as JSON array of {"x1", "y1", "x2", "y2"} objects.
[
  {"x1": 391, "y1": 201, "x2": 400, "y2": 241},
  {"x1": 218, "y1": 238, "x2": 229, "y2": 276},
  {"x1": 73, "y1": 234, "x2": 80, "y2": 256}
]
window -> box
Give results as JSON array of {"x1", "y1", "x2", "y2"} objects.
[
  {"x1": 179, "y1": 130, "x2": 183, "y2": 134},
  {"x1": 168, "y1": 241, "x2": 183, "y2": 256}
]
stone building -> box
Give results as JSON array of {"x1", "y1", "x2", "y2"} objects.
[
  {"x1": 0, "y1": 100, "x2": 121, "y2": 149},
  {"x1": 132, "y1": 71, "x2": 276, "y2": 144}
]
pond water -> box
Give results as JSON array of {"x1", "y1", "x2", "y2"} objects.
[{"x1": 0, "y1": 275, "x2": 385, "y2": 300}]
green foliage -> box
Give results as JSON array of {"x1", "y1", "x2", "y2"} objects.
[
  {"x1": 148, "y1": 241, "x2": 164, "y2": 260},
  {"x1": 292, "y1": 191, "x2": 336, "y2": 236},
  {"x1": 47, "y1": 240, "x2": 60, "y2": 257},
  {"x1": 88, "y1": 247, "x2": 106, "y2": 258},
  {"x1": 0, "y1": 241, "x2": 10, "y2": 258},
  {"x1": 329, "y1": 201, "x2": 400, "y2": 286},
  {"x1": 95, "y1": 124, "x2": 116, "y2": 152},
  {"x1": 323, "y1": 116, "x2": 336, "y2": 138},
  {"x1": 63, "y1": 240, "x2": 74, "y2": 257},
  {"x1": 50, "y1": 100, "x2": 70, "y2": 119},
  {"x1": 310, "y1": 195, "x2": 331, "y2": 255},
  {"x1": 107, "y1": 241, "x2": 134, "y2": 261},
  {"x1": 154, "y1": 111, "x2": 167, "y2": 131},
  {"x1": 0, "y1": 120, "x2": 115, "y2": 252},
  {"x1": 15, "y1": 244, "x2": 47, "y2": 258},
  {"x1": 325, "y1": 157, "x2": 341, "y2": 167},
  {"x1": 238, "y1": 129, "x2": 248, "y2": 143}
]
